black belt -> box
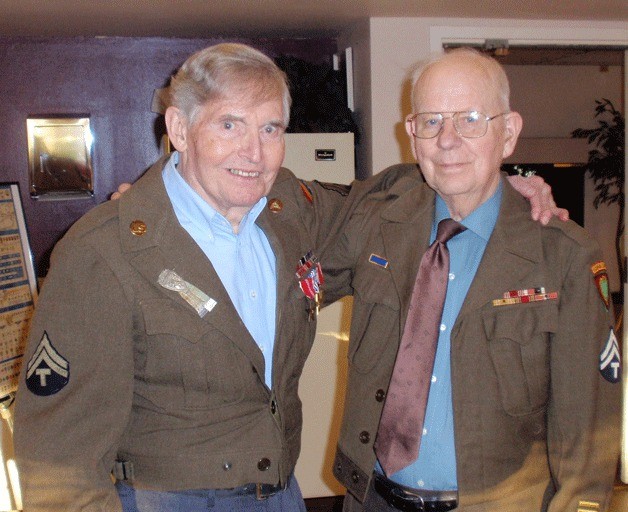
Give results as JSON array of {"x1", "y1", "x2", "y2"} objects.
[
  {"x1": 372, "y1": 473, "x2": 458, "y2": 512},
  {"x1": 216, "y1": 481, "x2": 287, "y2": 501}
]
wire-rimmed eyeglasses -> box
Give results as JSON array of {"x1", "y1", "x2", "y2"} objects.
[{"x1": 407, "y1": 111, "x2": 509, "y2": 139}]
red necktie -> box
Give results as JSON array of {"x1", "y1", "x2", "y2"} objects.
[{"x1": 374, "y1": 218, "x2": 466, "y2": 477}]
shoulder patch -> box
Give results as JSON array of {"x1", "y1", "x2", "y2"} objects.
[
  {"x1": 25, "y1": 331, "x2": 70, "y2": 396},
  {"x1": 299, "y1": 181, "x2": 313, "y2": 204},
  {"x1": 591, "y1": 260, "x2": 610, "y2": 309},
  {"x1": 599, "y1": 329, "x2": 621, "y2": 383}
]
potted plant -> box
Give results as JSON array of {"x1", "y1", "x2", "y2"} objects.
[{"x1": 572, "y1": 98, "x2": 625, "y2": 306}]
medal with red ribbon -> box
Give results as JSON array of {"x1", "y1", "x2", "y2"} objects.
[{"x1": 296, "y1": 251, "x2": 323, "y2": 319}]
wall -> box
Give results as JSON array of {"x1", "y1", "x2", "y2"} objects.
[
  {"x1": 0, "y1": 36, "x2": 336, "y2": 276},
  {"x1": 507, "y1": 64, "x2": 624, "y2": 292}
]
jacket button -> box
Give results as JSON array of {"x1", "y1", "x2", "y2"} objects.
[
  {"x1": 258, "y1": 458, "x2": 271, "y2": 471},
  {"x1": 351, "y1": 471, "x2": 360, "y2": 483},
  {"x1": 271, "y1": 400, "x2": 277, "y2": 414},
  {"x1": 129, "y1": 220, "x2": 147, "y2": 236},
  {"x1": 222, "y1": 462, "x2": 232, "y2": 471},
  {"x1": 359, "y1": 431, "x2": 370, "y2": 444},
  {"x1": 375, "y1": 389, "x2": 386, "y2": 402}
]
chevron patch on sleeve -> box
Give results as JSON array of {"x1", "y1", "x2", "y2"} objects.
[
  {"x1": 599, "y1": 329, "x2": 621, "y2": 384},
  {"x1": 25, "y1": 331, "x2": 70, "y2": 396}
]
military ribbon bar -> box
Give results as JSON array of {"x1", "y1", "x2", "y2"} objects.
[{"x1": 493, "y1": 291, "x2": 558, "y2": 307}]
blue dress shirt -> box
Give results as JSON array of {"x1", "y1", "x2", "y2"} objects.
[
  {"x1": 162, "y1": 152, "x2": 277, "y2": 388},
  {"x1": 380, "y1": 181, "x2": 502, "y2": 491}
]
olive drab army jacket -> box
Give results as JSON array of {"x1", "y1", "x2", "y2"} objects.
[
  {"x1": 13, "y1": 156, "x2": 348, "y2": 512},
  {"x1": 325, "y1": 164, "x2": 621, "y2": 512}
]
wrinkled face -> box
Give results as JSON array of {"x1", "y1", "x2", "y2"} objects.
[
  {"x1": 406, "y1": 57, "x2": 521, "y2": 213},
  {"x1": 167, "y1": 89, "x2": 286, "y2": 228}
]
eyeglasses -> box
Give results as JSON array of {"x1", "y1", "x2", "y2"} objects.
[{"x1": 407, "y1": 111, "x2": 509, "y2": 139}]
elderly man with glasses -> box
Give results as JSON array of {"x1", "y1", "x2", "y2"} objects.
[{"x1": 326, "y1": 48, "x2": 621, "y2": 512}]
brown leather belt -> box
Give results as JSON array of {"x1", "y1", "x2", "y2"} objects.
[{"x1": 372, "y1": 472, "x2": 458, "y2": 511}]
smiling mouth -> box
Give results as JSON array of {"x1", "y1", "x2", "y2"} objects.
[{"x1": 229, "y1": 168, "x2": 260, "y2": 178}]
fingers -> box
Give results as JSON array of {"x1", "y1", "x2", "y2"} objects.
[
  {"x1": 110, "y1": 183, "x2": 132, "y2": 201},
  {"x1": 507, "y1": 174, "x2": 569, "y2": 224}
]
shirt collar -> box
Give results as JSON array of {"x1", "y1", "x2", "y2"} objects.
[
  {"x1": 162, "y1": 151, "x2": 267, "y2": 238},
  {"x1": 434, "y1": 178, "x2": 502, "y2": 242}
]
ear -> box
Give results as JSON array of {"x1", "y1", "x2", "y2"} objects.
[
  {"x1": 165, "y1": 106, "x2": 189, "y2": 152},
  {"x1": 405, "y1": 115, "x2": 419, "y2": 161},
  {"x1": 502, "y1": 111, "x2": 523, "y2": 159}
]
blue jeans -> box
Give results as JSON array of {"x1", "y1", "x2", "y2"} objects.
[{"x1": 116, "y1": 474, "x2": 307, "y2": 512}]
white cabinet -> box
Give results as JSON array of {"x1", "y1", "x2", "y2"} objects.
[{"x1": 284, "y1": 133, "x2": 354, "y2": 498}]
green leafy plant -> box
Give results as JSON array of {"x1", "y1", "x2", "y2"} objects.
[{"x1": 572, "y1": 98, "x2": 625, "y2": 299}]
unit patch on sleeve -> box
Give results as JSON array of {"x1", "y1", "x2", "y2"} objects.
[
  {"x1": 25, "y1": 331, "x2": 70, "y2": 396},
  {"x1": 599, "y1": 329, "x2": 621, "y2": 384},
  {"x1": 590, "y1": 260, "x2": 609, "y2": 309}
]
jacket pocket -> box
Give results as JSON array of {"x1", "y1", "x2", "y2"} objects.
[
  {"x1": 139, "y1": 299, "x2": 244, "y2": 409},
  {"x1": 483, "y1": 303, "x2": 558, "y2": 416},
  {"x1": 348, "y1": 267, "x2": 399, "y2": 374}
]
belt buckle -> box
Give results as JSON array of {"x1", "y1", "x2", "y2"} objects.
[
  {"x1": 256, "y1": 482, "x2": 280, "y2": 500},
  {"x1": 255, "y1": 483, "x2": 267, "y2": 500},
  {"x1": 390, "y1": 486, "x2": 424, "y2": 511}
]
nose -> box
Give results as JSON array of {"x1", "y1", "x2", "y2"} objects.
[
  {"x1": 238, "y1": 128, "x2": 262, "y2": 162},
  {"x1": 436, "y1": 116, "x2": 462, "y2": 149}
]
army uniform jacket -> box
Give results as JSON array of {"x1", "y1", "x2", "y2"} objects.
[
  {"x1": 13, "y1": 157, "x2": 347, "y2": 512},
  {"x1": 326, "y1": 165, "x2": 621, "y2": 512}
]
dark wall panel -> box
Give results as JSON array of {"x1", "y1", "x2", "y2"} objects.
[{"x1": 0, "y1": 36, "x2": 335, "y2": 276}]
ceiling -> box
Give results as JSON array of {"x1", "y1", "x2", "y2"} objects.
[
  {"x1": 2, "y1": 0, "x2": 627, "y2": 39},
  {"x1": 2, "y1": 1, "x2": 626, "y2": 66}
]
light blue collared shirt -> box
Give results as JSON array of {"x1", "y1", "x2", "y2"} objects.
[
  {"x1": 162, "y1": 152, "x2": 277, "y2": 388},
  {"x1": 380, "y1": 181, "x2": 503, "y2": 491}
]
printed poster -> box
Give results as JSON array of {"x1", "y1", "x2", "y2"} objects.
[{"x1": 0, "y1": 184, "x2": 37, "y2": 397}]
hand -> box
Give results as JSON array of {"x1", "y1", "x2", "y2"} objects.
[
  {"x1": 110, "y1": 183, "x2": 132, "y2": 200},
  {"x1": 507, "y1": 174, "x2": 569, "y2": 225}
]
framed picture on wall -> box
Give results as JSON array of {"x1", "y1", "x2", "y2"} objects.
[{"x1": 26, "y1": 116, "x2": 94, "y2": 200}]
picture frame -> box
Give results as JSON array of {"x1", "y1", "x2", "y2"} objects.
[
  {"x1": 0, "y1": 182, "x2": 38, "y2": 397},
  {"x1": 26, "y1": 116, "x2": 94, "y2": 200}
]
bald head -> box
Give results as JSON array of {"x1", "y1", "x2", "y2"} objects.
[{"x1": 411, "y1": 48, "x2": 511, "y2": 113}]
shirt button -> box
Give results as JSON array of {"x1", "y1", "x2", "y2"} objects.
[
  {"x1": 422, "y1": 428, "x2": 428, "y2": 435},
  {"x1": 431, "y1": 375, "x2": 437, "y2": 383},
  {"x1": 222, "y1": 462, "x2": 232, "y2": 471},
  {"x1": 440, "y1": 324, "x2": 446, "y2": 331},
  {"x1": 250, "y1": 290, "x2": 257, "y2": 299},
  {"x1": 417, "y1": 480, "x2": 425, "y2": 487},
  {"x1": 449, "y1": 273, "x2": 455, "y2": 280}
]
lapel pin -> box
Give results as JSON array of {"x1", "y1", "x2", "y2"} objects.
[{"x1": 369, "y1": 254, "x2": 389, "y2": 268}]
